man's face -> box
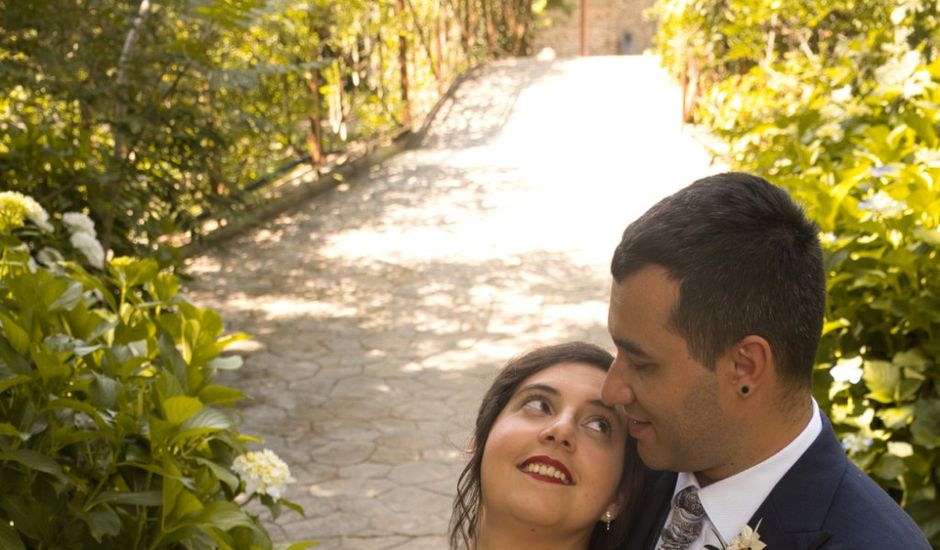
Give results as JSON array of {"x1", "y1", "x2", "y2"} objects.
[{"x1": 602, "y1": 265, "x2": 735, "y2": 481}]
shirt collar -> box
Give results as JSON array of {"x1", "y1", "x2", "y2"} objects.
[{"x1": 673, "y1": 399, "x2": 822, "y2": 544}]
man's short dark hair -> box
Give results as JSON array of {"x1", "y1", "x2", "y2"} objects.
[{"x1": 610, "y1": 172, "x2": 826, "y2": 388}]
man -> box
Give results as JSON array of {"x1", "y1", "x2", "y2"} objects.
[{"x1": 601, "y1": 173, "x2": 929, "y2": 549}]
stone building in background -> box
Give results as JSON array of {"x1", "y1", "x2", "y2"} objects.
[{"x1": 532, "y1": 0, "x2": 657, "y2": 57}]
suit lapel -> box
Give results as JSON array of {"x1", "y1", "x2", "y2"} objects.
[{"x1": 747, "y1": 414, "x2": 843, "y2": 549}]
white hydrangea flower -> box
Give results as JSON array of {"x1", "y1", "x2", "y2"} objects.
[
  {"x1": 859, "y1": 190, "x2": 906, "y2": 218},
  {"x1": 20, "y1": 194, "x2": 53, "y2": 233},
  {"x1": 842, "y1": 432, "x2": 874, "y2": 454},
  {"x1": 914, "y1": 148, "x2": 940, "y2": 168},
  {"x1": 819, "y1": 231, "x2": 837, "y2": 245},
  {"x1": 70, "y1": 231, "x2": 105, "y2": 269},
  {"x1": 232, "y1": 449, "x2": 296, "y2": 499},
  {"x1": 62, "y1": 212, "x2": 97, "y2": 236},
  {"x1": 830, "y1": 85, "x2": 853, "y2": 103},
  {"x1": 830, "y1": 356, "x2": 864, "y2": 384},
  {"x1": 890, "y1": 6, "x2": 907, "y2": 25},
  {"x1": 875, "y1": 50, "x2": 931, "y2": 98},
  {"x1": 0, "y1": 191, "x2": 53, "y2": 232}
]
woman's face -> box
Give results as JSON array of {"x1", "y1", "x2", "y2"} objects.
[{"x1": 480, "y1": 362, "x2": 627, "y2": 537}]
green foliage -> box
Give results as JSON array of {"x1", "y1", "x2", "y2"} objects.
[
  {"x1": 654, "y1": 0, "x2": 940, "y2": 543},
  {"x1": 0, "y1": 196, "x2": 312, "y2": 549},
  {"x1": 1, "y1": 0, "x2": 534, "y2": 266}
]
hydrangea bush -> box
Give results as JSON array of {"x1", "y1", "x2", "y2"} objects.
[
  {"x1": 0, "y1": 193, "x2": 313, "y2": 549},
  {"x1": 652, "y1": 0, "x2": 940, "y2": 542}
]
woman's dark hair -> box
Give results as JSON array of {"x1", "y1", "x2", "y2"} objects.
[{"x1": 449, "y1": 341, "x2": 651, "y2": 550}]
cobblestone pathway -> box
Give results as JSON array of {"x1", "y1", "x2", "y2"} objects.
[{"x1": 187, "y1": 54, "x2": 723, "y2": 549}]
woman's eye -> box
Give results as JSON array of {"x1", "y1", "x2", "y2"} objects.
[
  {"x1": 585, "y1": 417, "x2": 612, "y2": 434},
  {"x1": 522, "y1": 395, "x2": 551, "y2": 414}
]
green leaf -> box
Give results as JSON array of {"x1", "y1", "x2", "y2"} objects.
[
  {"x1": 33, "y1": 349, "x2": 70, "y2": 382},
  {"x1": 0, "y1": 375, "x2": 31, "y2": 395},
  {"x1": 821, "y1": 318, "x2": 849, "y2": 335},
  {"x1": 109, "y1": 257, "x2": 159, "y2": 289},
  {"x1": 198, "y1": 385, "x2": 245, "y2": 406},
  {"x1": 911, "y1": 399, "x2": 940, "y2": 449},
  {"x1": 0, "y1": 312, "x2": 30, "y2": 356},
  {"x1": 0, "y1": 522, "x2": 25, "y2": 550},
  {"x1": 194, "y1": 457, "x2": 240, "y2": 492},
  {"x1": 163, "y1": 396, "x2": 204, "y2": 425},
  {"x1": 898, "y1": 379, "x2": 923, "y2": 402},
  {"x1": 44, "y1": 398, "x2": 114, "y2": 440},
  {"x1": 893, "y1": 348, "x2": 931, "y2": 372},
  {"x1": 275, "y1": 497, "x2": 305, "y2": 517},
  {"x1": 157, "y1": 330, "x2": 189, "y2": 393},
  {"x1": 863, "y1": 360, "x2": 900, "y2": 403},
  {"x1": 90, "y1": 371, "x2": 120, "y2": 409},
  {"x1": 908, "y1": 499, "x2": 940, "y2": 539},
  {"x1": 74, "y1": 504, "x2": 121, "y2": 542},
  {"x1": 887, "y1": 441, "x2": 914, "y2": 458},
  {"x1": 217, "y1": 332, "x2": 251, "y2": 350},
  {"x1": 207, "y1": 355, "x2": 243, "y2": 371},
  {"x1": 0, "y1": 449, "x2": 68, "y2": 484},
  {"x1": 151, "y1": 273, "x2": 180, "y2": 302},
  {"x1": 0, "y1": 422, "x2": 24, "y2": 439},
  {"x1": 913, "y1": 227, "x2": 940, "y2": 246},
  {"x1": 49, "y1": 280, "x2": 84, "y2": 311},
  {"x1": 90, "y1": 490, "x2": 162, "y2": 508},
  {"x1": 878, "y1": 406, "x2": 915, "y2": 430},
  {"x1": 191, "y1": 501, "x2": 256, "y2": 532},
  {"x1": 173, "y1": 407, "x2": 234, "y2": 443},
  {"x1": 873, "y1": 454, "x2": 905, "y2": 481},
  {"x1": 181, "y1": 406, "x2": 233, "y2": 431}
]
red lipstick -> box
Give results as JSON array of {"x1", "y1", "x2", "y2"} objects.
[{"x1": 519, "y1": 455, "x2": 574, "y2": 485}]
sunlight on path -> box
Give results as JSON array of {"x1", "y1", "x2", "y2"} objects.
[{"x1": 187, "y1": 54, "x2": 724, "y2": 549}]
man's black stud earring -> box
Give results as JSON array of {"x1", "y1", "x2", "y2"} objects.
[{"x1": 740, "y1": 385, "x2": 750, "y2": 395}]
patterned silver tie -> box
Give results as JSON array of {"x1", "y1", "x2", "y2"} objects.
[{"x1": 657, "y1": 486, "x2": 707, "y2": 550}]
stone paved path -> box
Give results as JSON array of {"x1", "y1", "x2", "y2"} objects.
[{"x1": 187, "y1": 54, "x2": 724, "y2": 549}]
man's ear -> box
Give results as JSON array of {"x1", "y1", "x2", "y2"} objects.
[{"x1": 730, "y1": 334, "x2": 772, "y2": 396}]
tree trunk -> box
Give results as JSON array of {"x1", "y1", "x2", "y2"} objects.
[
  {"x1": 396, "y1": 0, "x2": 412, "y2": 127},
  {"x1": 306, "y1": 66, "x2": 324, "y2": 166},
  {"x1": 107, "y1": 0, "x2": 153, "y2": 256},
  {"x1": 481, "y1": 0, "x2": 496, "y2": 56}
]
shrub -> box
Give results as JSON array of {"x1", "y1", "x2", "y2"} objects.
[
  {"x1": 653, "y1": 0, "x2": 940, "y2": 543},
  {"x1": 0, "y1": 193, "x2": 313, "y2": 549}
]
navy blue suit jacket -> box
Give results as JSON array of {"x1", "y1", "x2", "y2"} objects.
[{"x1": 624, "y1": 415, "x2": 930, "y2": 549}]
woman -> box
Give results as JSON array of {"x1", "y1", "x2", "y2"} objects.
[{"x1": 450, "y1": 341, "x2": 652, "y2": 550}]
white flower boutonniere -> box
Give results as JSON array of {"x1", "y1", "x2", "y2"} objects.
[{"x1": 705, "y1": 520, "x2": 766, "y2": 550}]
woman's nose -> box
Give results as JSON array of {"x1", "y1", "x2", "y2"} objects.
[
  {"x1": 601, "y1": 356, "x2": 636, "y2": 406},
  {"x1": 538, "y1": 414, "x2": 576, "y2": 451}
]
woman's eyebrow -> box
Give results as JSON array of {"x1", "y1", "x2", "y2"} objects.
[{"x1": 516, "y1": 383, "x2": 560, "y2": 396}]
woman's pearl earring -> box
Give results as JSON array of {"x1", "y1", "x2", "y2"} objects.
[{"x1": 603, "y1": 511, "x2": 613, "y2": 531}]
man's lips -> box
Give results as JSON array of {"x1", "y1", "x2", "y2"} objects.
[
  {"x1": 626, "y1": 415, "x2": 651, "y2": 436},
  {"x1": 519, "y1": 455, "x2": 574, "y2": 485}
]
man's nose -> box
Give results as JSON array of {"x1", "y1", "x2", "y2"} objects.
[{"x1": 601, "y1": 356, "x2": 636, "y2": 406}]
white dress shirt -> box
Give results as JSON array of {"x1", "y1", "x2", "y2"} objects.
[{"x1": 660, "y1": 399, "x2": 822, "y2": 549}]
